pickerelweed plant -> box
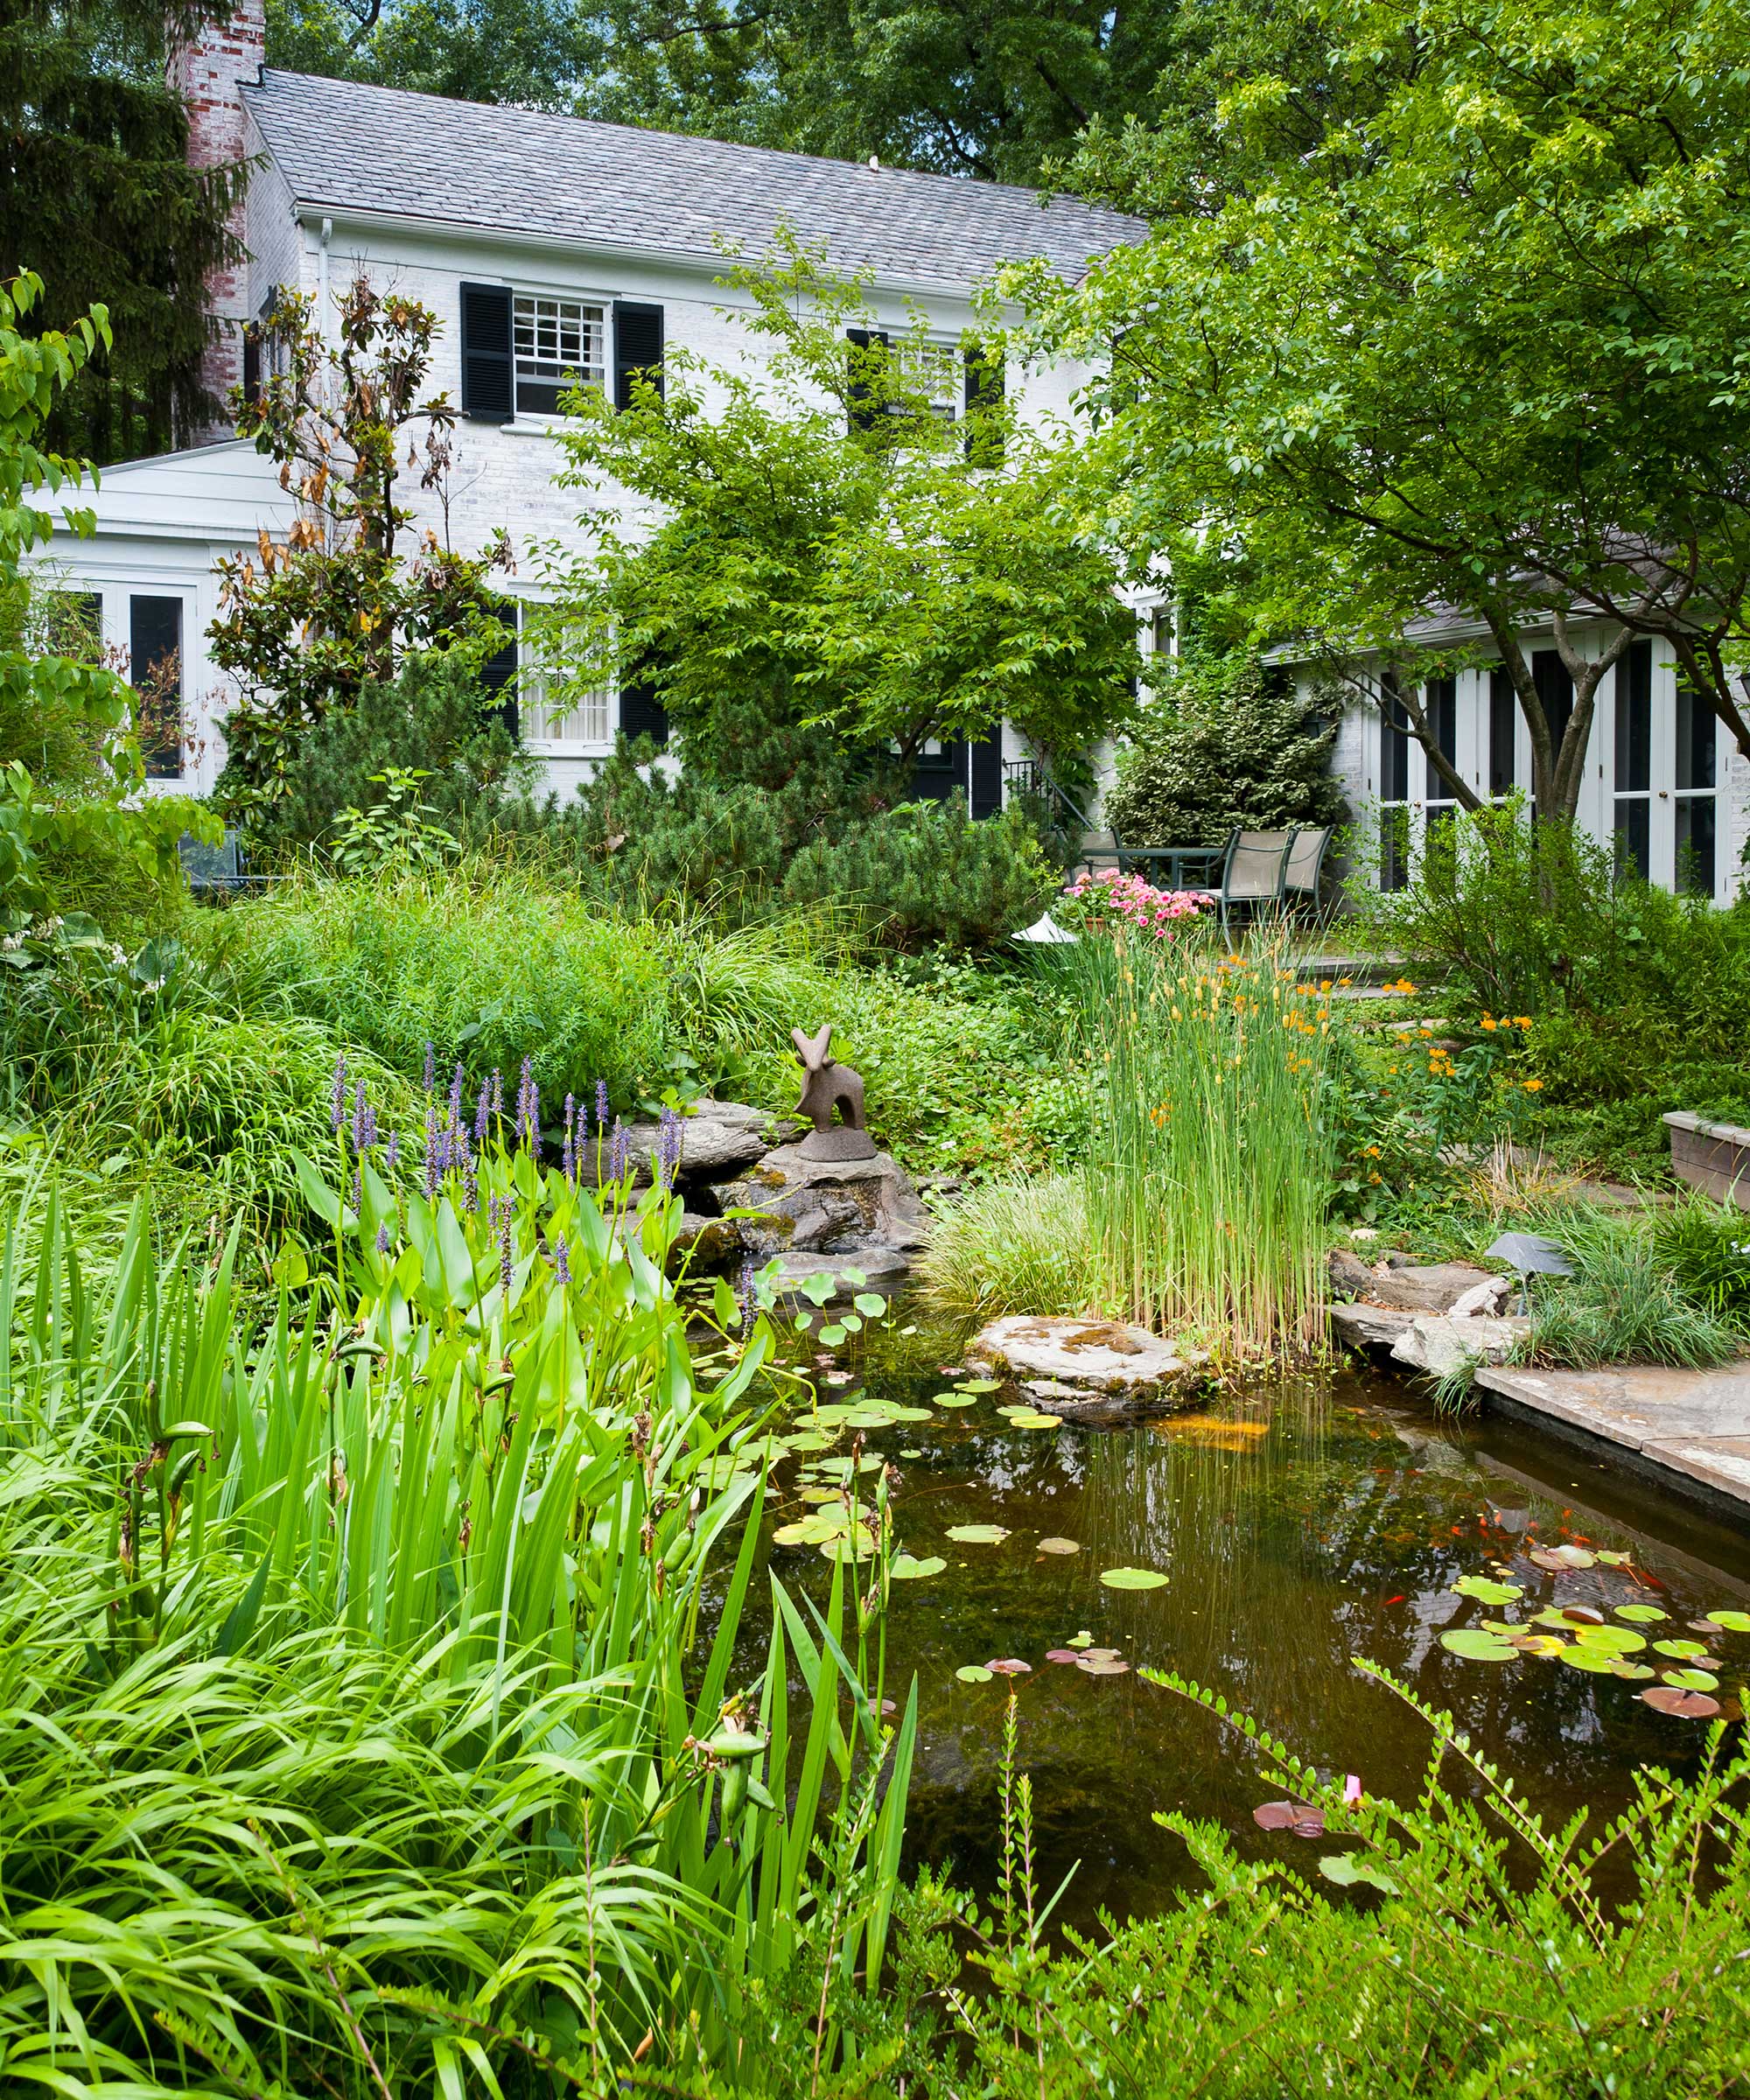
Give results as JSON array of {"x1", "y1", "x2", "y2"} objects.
[
  {"x1": 1056, "y1": 926, "x2": 1338, "y2": 1358},
  {"x1": 0, "y1": 1072, "x2": 917, "y2": 2089}
]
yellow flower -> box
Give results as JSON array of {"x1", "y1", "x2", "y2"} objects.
[
  {"x1": 1516, "y1": 1016, "x2": 1532, "y2": 1029},
  {"x1": 1480, "y1": 1015, "x2": 1497, "y2": 1031},
  {"x1": 1522, "y1": 1077, "x2": 1544, "y2": 1092}
]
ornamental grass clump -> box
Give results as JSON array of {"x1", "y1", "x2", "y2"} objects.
[{"x1": 1063, "y1": 927, "x2": 1336, "y2": 1356}]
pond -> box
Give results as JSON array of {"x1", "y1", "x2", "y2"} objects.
[{"x1": 738, "y1": 1332, "x2": 1750, "y2": 1928}]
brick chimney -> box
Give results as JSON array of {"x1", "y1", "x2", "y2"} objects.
[{"x1": 166, "y1": 0, "x2": 265, "y2": 442}]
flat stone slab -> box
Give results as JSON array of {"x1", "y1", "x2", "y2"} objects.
[
  {"x1": 1389, "y1": 1313, "x2": 1529, "y2": 1377},
  {"x1": 1330, "y1": 1300, "x2": 1416, "y2": 1349},
  {"x1": 622, "y1": 1101, "x2": 798, "y2": 1183},
  {"x1": 1328, "y1": 1249, "x2": 1502, "y2": 1312},
  {"x1": 1474, "y1": 1359, "x2": 1750, "y2": 1515},
  {"x1": 969, "y1": 1316, "x2": 1209, "y2": 1408}
]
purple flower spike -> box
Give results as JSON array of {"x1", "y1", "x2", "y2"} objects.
[
  {"x1": 490, "y1": 1068, "x2": 504, "y2": 1119},
  {"x1": 351, "y1": 1166, "x2": 362, "y2": 1212},
  {"x1": 498, "y1": 1201, "x2": 514, "y2": 1298},
  {"x1": 737, "y1": 1256, "x2": 757, "y2": 1333},
  {"x1": 551, "y1": 1233, "x2": 570, "y2": 1284},
  {"x1": 448, "y1": 1062, "x2": 465, "y2": 1132},
  {"x1": 422, "y1": 1041, "x2": 436, "y2": 1096},
  {"x1": 351, "y1": 1075, "x2": 369, "y2": 1150},
  {"x1": 608, "y1": 1117, "x2": 630, "y2": 1181},
  {"x1": 657, "y1": 1103, "x2": 682, "y2": 1191},
  {"x1": 474, "y1": 1080, "x2": 491, "y2": 1145},
  {"x1": 331, "y1": 1054, "x2": 348, "y2": 1134},
  {"x1": 385, "y1": 1130, "x2": 400, "y2": 1172},
  {"x1": 562, "y1": 1094, "x2": 576, "y2": 1184},
  {"x1": 359, "y1": 1102, "x2": 378, "y2": 1152},
  {"x1": 595, "y1": 1079, "x2": 609, "y2": 1133},
  {"x1": 422, "y1": 1104, "x2": 440, "y2": 1198},
  {"x1": 375, "y1": 1222, "x2": 392, "y2": 1254},
  {"x1": 458, "y1": 1125, "x2": 478, "y2": 1213}
]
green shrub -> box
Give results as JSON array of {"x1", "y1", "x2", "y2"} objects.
[
  {"x1": 1103, "y1": 654, "x2": 1348, "y2": 847},
  {"x1": 213, "y1": 859, "x2": 673, "y2": 1111},
  {"x1": 1522, "y1": 1210, "x2": 1740, "y2": 1368},
  {"x1": 916, "y1": 1173, "x2": 1095, "y2": 1318},
  {"x1": 241, "y1": 653, "x2": 536, "y2": 863},
  {"x1": 1651, "y1": 1196, "x2": 1750, "y2": 1323},
  {"x1": 783, "y1": 801, "x2": 1054, "y2": 950}
]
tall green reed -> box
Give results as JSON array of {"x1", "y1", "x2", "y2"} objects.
[
  {"x1": 0, "y1": 1117, "x2": 915, "y2": 2090},
  {"x1": 1060, "y1": 924, "x2": 1336, "y2": 1356}
]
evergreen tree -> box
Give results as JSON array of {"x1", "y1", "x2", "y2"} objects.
[{"x1": 0, "y1": 0, "x2": 244, "y2": 462}]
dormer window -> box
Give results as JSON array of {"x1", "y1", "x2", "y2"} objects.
[{"x1": 512, "y1": 294, "x2": 606, "y2": 416}]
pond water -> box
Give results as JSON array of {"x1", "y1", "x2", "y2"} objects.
[{"x1": 738, "y1": 1334, "x2": 1750, "y2": 1927}]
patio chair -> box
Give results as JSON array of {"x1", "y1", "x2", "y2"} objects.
[
  {"x1": 178, "y1": 826, "x2": 270, "y2": 899},
  {"x1": 1283, "y1": 824, "x2": 1335, "y2": 919},
  {"x1": 1192, "y1": 827, "x2": 1298, "y2": 929}
]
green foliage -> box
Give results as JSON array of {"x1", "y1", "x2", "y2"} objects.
[
  {"x1": 1104, "y1": 655, "x2": 1349, "y2": 847},
  {"x1": 896, "y1": 1663, "x2": 1750, "y2": 2094},
  {"x1": 548, "y1": 238, "x2": 1134, "y2": 780},
  {"x1": 1653, "y1": 1197, "x2": 1750, "y2": 1321},
  {"x1": 242, "y1": 650, "x2": 534, "y2": 862},
  {"x1": 214, "y1": 858, "x2": 673, "y2": 1111},
  {"x1": 916, "y1": 1172, "x2": 1095, "y2": 1319},
  {"x1": 0, "y1": 0, "x2": 244, "y2": 460},
  {"x1": 211, "y1": 279, "x2": 514, "y2": 819},
  {"x1": 783, "y1": 801, "x2": 1056, "y2": 951},
  {"x1": 0, "y1": 1140, "x2": 915, "y2": 2091},
  {"x1": 1523, "y1": 1210, "x2": 1743, "y2": 1368},
  {"x1": 1027, "y1": 0, "x2": 1750, "y2": 812}
]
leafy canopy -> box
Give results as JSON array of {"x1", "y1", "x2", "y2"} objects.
[{"x1": 1022, "y1": 0, "x2": 1750, "y2": 820}]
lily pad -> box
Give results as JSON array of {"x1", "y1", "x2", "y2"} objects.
[
  {"x1": 1529, "y1": 1544, "x2": 1596, "y2": 1571},
  {"x1": 773, "y1": 1515, "x2": 846, "y2": 1546},
  {"x1": 1044, "y1": 1648, "x2": 1083, "y2": 1663},
  {"x1": 1594, "y1": 1550, "x2": 1633, "y2": 1567},
  {"x1": 1453, "y1": 1576, "x2": 1522, "y2": 1605},
  {"x1": 1439, "y1": 1628, "x2": 1516, "y2": 1662},
  {"x1": 1558, "y1": 1605, "x2": 1606, "y2": 1626},
  {"x1": 1614, "y1": 1604, "x2": 1669, "y2": 1624},
  {"x1": 1253, "y1": 1801, "x2": 1325, "y2": 1838},
  {"x1": 887, "y1": 1406, "x2": 935, "y2": 1423},
  {"x1": 844, "y1": 1407, "x2": 897, "y2": 1429},
  {"x1": 1319, "y1": 1854, "x2": 1399, "y2": 1894},
  {"x1": 1574, "y1": 1625, "x2": 1645, "y2": 1655},
  {"x1": 931, "y1": 1393, "x2": 977, "y2": 1408},
  {"x1": 817, "y1": 1325, "x2": 848, "y2": 1347},
  {"x1": 1037, "y1": 1537, "x2": 1081, "y2": 1556},
  {"x1": 946, "y1": 1523, "x2": 1011, "y2": 1545},
  {"x1": 1067, "y1": 1631, "x2": 1095, "y2": 1648},
  {"x1": 900, "y1": 1448, "x2": 924, "y2": 1460},
  {"x1": 1100, "y1": 1566, "x2": 1169, "y2": 1591},
  {"x1": 888, "y1": 1554, "x2": 946, "y2": 1580},
  {"x1": 956, "y1": 1665, "x2": 994, "y2": 1684},
  {"x1": 955, "y1": 1378, "x2": 1002, "y2": 1392},
  {"x1": 1560, "y1": 1645, "x2": 1622, "y2": 1675},
  {"x1": 1075, "y1": 1654, "x2": 1130, "y2": 1676},
  {"x1": 1707, "y1": 1608, "x2": 1750, "y2": 1634},
  {"x1": 818, "y1": 1530, "x2": 878, "y2": 1562},
  {"x1": 1009, "y1": 1411, "x2": 1064, "y2": 1430},
  {"x1": 1654, "y1": 1639, "x2": 1710, "y2": 1661},
  {"x1": 1663, "y1": 1667, "x2": 1720, "y2": 1692},
  {"x1": 1080, "y1": 1647, "x2": 1122, "y2": 1662},
  {"x1": 1611, "y1": 1662, "x2": 1656, "y2": 1681},
  {"x1": 1640, "y1": 1685, "x2": 1721, "y2": 1718},
  {"x1": 1508, "y1": 1633, "x2": 1567, "y2": 1659},
  {"x1": 986, "y1": 1658, "x2": 1033, "y2": 1676}
]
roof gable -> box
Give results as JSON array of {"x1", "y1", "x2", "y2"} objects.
[{"x1": 244, "y1": 70, "x2": 1144, "y2": 292}]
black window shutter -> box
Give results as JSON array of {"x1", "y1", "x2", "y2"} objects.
[
  {"x1": 460, "y1": 282, "x2": 514, "y2": 423},
  {"x1": 619, "y1": 663, "x2": 669, "y2": 747},
  {"x1": 480, "y1": 602, "x2": 519, "y2": 738},
  {"x1": 130, "y1": 594, "x2": 183, "y2": 779},
  {"x1": 963, "y1": 343, "x2": 1004, "y2": 466},
  {"x1": 846, "y1": 327, "x2": 891, "y2": 434},
  {"x1": 969, "y1": 732, "x2": 1004, "y2": 820},
  {"x1": 613, "y1": 302, "x2": 665, "y2": 410}
]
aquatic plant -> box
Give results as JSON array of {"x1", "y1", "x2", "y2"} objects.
[{"x1": 1059, "y1": 928, "x2": 1336, "y2": 1355}]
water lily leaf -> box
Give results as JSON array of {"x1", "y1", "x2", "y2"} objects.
[
  {"x1": 1558, "y1": 1605, "x2": 1606, "y2": 1626},
  {"x1": 1454, "y1": 1575, "x2": 1522, "y2": 1605},
  {"x1": 1662, "y1": 1667, "x2": 1720, "y2": 1692},
  {"x1": 932, "y1": 1393, "x2": 977, "y2": 1408},
  {"x1": 844, "y1": 1407, "x2": 893, "y2": 1429},
  {"x1": 1594, "y1": 1550, "x2": 1633, "y2": 1567},
  {"x1": 798, "y1": 1486, "x2": 841, "y2": 1503},
  {"x1": 1037, "y1": 1537, "x2": 1081, "y2": 1555},
  {"x1": 946, "y1": 1523, "x2": 1011, "y2": 1545},
  {"x1": 1559, "y1": 1645, "x2": 1621, "y2": 1674},
  {"x1": 1439, "y1": 1629, "x2": 1516, "y2": 1662},
  {"x1": 888, "y1": 1554, "x2": 946, "y2": 1580},
  {"x1": 1640, "y1": 1685, "x2": 1721, "y2": 1718},
  {"x1": 1101, "y1": 1566, "x2": 1168, "y2": 1591},
  {"x1": 853, "y1": 1293, "x2": 886, "y2": 1318},
  {"x1": 986, "y1": 1658, "x2": 1032, "y2": 1676},
  {"x1": 1614, "y1": 1604, "x2": 1668, "y2": 1624},
  {"x1": 1707, "y1": 1608, "x2": 1750, "y2": 1634},
  {"x1": 887, "y1": 1406, "x2": 934, "y2": 1423},
  {"x1": 1320, "y1": 1854, "x2": 1399, "y2": 1894},
  {"x1": 817, "y1": 1325, "x2": 848, "y2": 1347},
  {"x1": 1044, "y1": 1648, "x2": 1082, "y2": 1663},
  {"x1": 1080, "y1": 1647, "x2": 1122, "y2": 1662},
  {"x1": 818, "y1": 1529, "x2": 877, "y2": 1561},
  {"x1": 900, "y1": 1448, "x2": 923, "y2": 1460},
  {"x1": 955, "y1": 1378, "x2": 1002, "y2": 1392},
  {"x1": 1067, "y1": 1631, "x2": 1095, "y2": 1648},
  {"x1": 1010, "y1": 1411, "x2": 1064, "y2": 1430},
  {"x1": 773, "y1": 1515, "x2": 844, "y2": 1546},
  {"x1": 1611, "y1": 1662, "x2": 1656, "y2": 1680},
  {"x1": 786, "y1": 1432, "x2": 836, "y2": 1452},
  {"x1": 1075, "y1": 1655, "x2": 1130, "y2": 1676},
  {"x1": 1574, "y1": 1625, "x2": 1645, "y2": 1655},
  {"x1": 956, "y1": 1665, "x2": 994, "y2": 1684},
  {"x1": 1654, "y1": 1639, "x2": 1710, "y2": 1660},
  {"x1": 1529, "y1": 1544, "x2": 1596, "y2": 1571},
  {"x1": 1254, "y1": 1801, "x2": 1324, "y2": 1838},
  {"x1": 1508, "y1": 1633, "x2": 1566, "y2": 1659}
]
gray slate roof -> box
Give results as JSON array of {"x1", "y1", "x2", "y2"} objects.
[{"x1": 245, "y1": 69, "x2": 1144, "y2": 291}]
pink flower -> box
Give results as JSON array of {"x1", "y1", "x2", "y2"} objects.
[{"x1": 1344, "y1": 1774, "x2": 1363, "y2": 1805}]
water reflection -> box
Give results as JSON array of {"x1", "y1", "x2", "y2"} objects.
[{"x1": 749, "y1": 1358, "x2": 1750, "y2": 1926}]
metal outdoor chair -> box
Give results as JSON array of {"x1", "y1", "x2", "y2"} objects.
[
  {"x1": 1282, "y1": 823, "x2": 1335, "y2": 920},
  {"x1": 1192, "y1": 827, "x2": 1298, "y2": 929},
  {"x1": 178, "y1": 827, "x2": 272, "y2": 899}
]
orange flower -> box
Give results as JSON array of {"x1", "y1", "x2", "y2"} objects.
[
  {"x1": 1480, "y1": 1015, "x2": 1498, "y2": 1031},
  {"x1": 1522, "y1": 1077, "x2": 1545, "y2": 1092}
]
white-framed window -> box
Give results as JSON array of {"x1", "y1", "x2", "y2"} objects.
[
  {"x1": 512, "y1": 294, "x2": 606, "y2": 417},
  {"x1": 892, "y1": 338, "x2": 960, "y2": 425},
  {"x1": 520, "y1": 618, "x2": 612, "y2": 750}
]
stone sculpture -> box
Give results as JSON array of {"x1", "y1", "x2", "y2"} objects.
[{"x1": 791, "y1": 1024, "x2": 878, "y2": 1161}]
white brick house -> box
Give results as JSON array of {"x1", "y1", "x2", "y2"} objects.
[{"x1": 44, "y1": 0, "x2": 1144, "y2": 807}]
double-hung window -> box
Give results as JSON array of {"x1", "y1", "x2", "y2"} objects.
[
  {"x1": 523, "y1": 624, "x2": 612, "y2": 751},
  {"x1": 892, "y1": 339, "x2": 961, "y2": 428},
  {"x1": 512, "y1": 295, "x2": 606, "y2": 417}
]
